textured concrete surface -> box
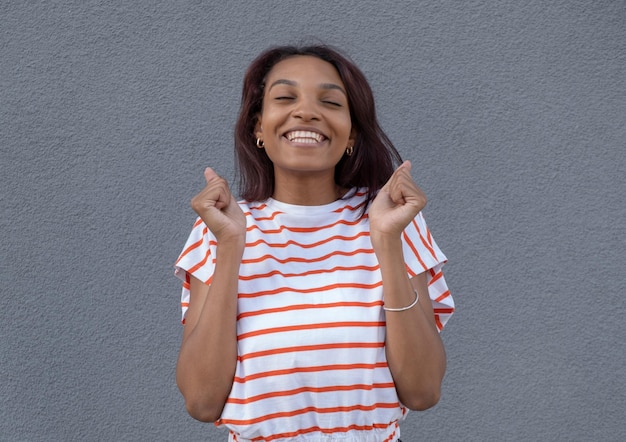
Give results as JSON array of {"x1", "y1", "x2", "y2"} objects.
[{"x1": 1, "y1": 1, "x2": 624, "y2": 441}]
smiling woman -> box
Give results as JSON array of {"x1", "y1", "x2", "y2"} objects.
[
  {"x1": 174, "y1": 45, "x2": 455, "y2": 442},
  {"x1": 254, "y1": 56, "x2": 355, "y2": 204}
]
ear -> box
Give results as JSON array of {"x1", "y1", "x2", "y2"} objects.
[
  {"x1": 254, "y1": 116, "x2": 263, "y2": 140},
  {"x1": 348, "y1": 127, "x2": 357, "y2": 147}
]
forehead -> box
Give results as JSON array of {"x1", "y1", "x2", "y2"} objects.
[{"x1": 266, "y1": 55, "x2": 344, "y2": 86}]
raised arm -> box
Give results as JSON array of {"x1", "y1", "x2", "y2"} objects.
[
  {"x1": 368, "y1": 161, "x2": 446, "y2": 410},
  {"x1": 176, "y1": 168, "x2": 246, "y2": 422}
]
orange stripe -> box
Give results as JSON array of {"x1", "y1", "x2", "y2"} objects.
[
  {"x1": 238, "y1": 321, "x2": 385, "y2": 341},
  {"x1": 237, "y1": 341, "x2": 385, "y2": 361},
  {"x1": 246, "y1": 217, "x2": 364, "y2": 235},
  {"x1": 218, "y1": 402, "x2": 399, "y2": 426},
  {"x1": 233, "y1": 362, "x2": 389, "y2": 383},
  {"x1": 246, "y1": 202, "x2": 268, "y2": 210},
  {"x1": 175, "y1": 237, "x2": 202, "y2": 265},
  {"x1": 237, "y1": 300, "x2": 383, "y2": 320},
  {"x1": 246, "y1": 230, "x2": 370, "y2": 250},
  {"x1": 429, "y1": 270, "x2": 443, "y2": 284},
  {"x1": 413, "y1": 218, "x2": 438, "y2": 261},
  {"x1": 332, "y1": 199, "x2": 366, "y2": 213},
  {"x1": 241, "y1": 247, "x2": 374, "y2": 265},
  {"x1": 239, "y1": 264, "x2": 380, "y2": 281},
  {"x1": 227, "y1": 382, "x2": 395, "y2": 404},
  {"x1": 186, "y1": 250, "x2": 213, "y2": 275},
  {"x1": 248, "y1": 210, "x2": 282, "y2": 222},
  {"x1": 175, "y1": 226, "x2": 208, "y2": 264},
  {"x1": 238, "y1": 281, "x2": 383, "y2": 298},
  {"x1": 402, "y1": 230, "x2": 428, "y2": 271},
  {"x1": 383, "y1": 427, "x2": 399, "y2": 442},
  {"x1": 435, "y1": 315, "x2": 443, "y2": 331},
  {"x1": 435, "y1": 290, "x2": 451, "y2": 303},
  {"x1": 405, "y1": 264, "x2": 417, "y2": 278}
]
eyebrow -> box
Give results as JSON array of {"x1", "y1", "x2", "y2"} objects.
[{"x1": 268, "y1": 79, "x2": 347, "y2": 96}]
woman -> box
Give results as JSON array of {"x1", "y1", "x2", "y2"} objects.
[{"x1": 175, "y1": 45, "x2": 454, "y2": 442}]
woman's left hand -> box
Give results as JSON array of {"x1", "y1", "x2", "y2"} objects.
[
  {"x1": 368, "y1": 160, "x2": 427, "y2": 239},
  {"x1": 369, "y1": 161, "x2": 444, "y2": 411}
]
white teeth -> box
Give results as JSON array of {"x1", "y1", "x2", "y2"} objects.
[{"x1": 286, "y1": 130, "x2": 324, "y2": 143}]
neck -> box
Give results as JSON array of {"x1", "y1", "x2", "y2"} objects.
[{"x1": 272, "y1": 173, "x2": 347, "y2": 206}]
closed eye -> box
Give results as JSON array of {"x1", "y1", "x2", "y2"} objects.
[{"x1": 322, "y1": 100, "x2": 342, "y2": 107}]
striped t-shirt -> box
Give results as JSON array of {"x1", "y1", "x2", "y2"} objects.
[{"x1": 175, "y1": 188, "x2": 454, "y2": 442}]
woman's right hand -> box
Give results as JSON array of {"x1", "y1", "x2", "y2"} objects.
[
  {"x1": 190, "y1": 167, "x2": 246, "y2": 243},
  {"x1": 179, "y1": 167, "x2": 244, "y2": 422}
]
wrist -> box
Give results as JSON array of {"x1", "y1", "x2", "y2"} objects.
[
  {"x1": 216, "y1": 237, "x2": 245, "y2": 255},
  {"x1": 384, "y1": 288, "x2": 419, "y2": 312},
  {"x1": 370, "y1": 231, "x2": 402, "y2": 252}
]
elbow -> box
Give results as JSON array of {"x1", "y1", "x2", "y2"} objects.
[
  {"x1": 176, "y1": 369, "x2": 228, "y2": 422},
  {"x1": 183, "y1": 398, "x2": 224, "y2": 423},
  {"x1": 402, "y1": 387, "x2": 441, "y2": 411},
  {"x1": 395, "y1": 365, "x2": 445, "y2": 411},
  {"x1": 177, "y1": 380, "x2": 225, "y2": 423}
]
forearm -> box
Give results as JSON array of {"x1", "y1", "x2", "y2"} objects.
[
  {"x1": 373, "y1": 234, "x2": 446, "y2": 410},
  {"x1": 176, "y1": 241, "x2": 243, "y2": 421}
]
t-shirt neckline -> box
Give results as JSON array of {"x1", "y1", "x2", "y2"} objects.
[{"x1": 264, "y1": 188, "x2": 359, "y2": 216}]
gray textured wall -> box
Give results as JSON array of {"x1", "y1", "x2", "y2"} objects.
[{"x1": 1, "y1": 1, "x2": 624, "y2": 441}]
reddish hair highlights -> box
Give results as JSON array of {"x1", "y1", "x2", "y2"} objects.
[{"x1": 234, "y1": 45, "x2": 402, "y2": 213}]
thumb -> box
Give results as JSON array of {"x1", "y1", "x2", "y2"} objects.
[
  {"x1": 398, "y1": 159, "x2": 412, "y2": 173},
  {"x1": 381, "y1": 160, "x2": 412, "y2": 191},
  {"x1": 203, "y1": 167, "x2": 218, "y2": 183},
  {"x1": 391, "y1": 160, "x2": 412, "y2": 185}
]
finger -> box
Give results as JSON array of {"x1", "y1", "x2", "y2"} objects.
[
  {"x1": 205, "y1": 168, "x2": 232, "y2": 206},
  {"x1": 399, "y1": 159, "x2": 411, "y2": 172},
  {"x1": 203, "y1": 167, "x2": 221, "y2": 184},
  {"x1": 391, "y1": 160, "x2": 412, "y2": 182},
  {"x1": 388, "y1": 161, "x2": 414, "y2": 202},
  {"x1": 194, "y1": 168, "x2": 231, "y2": 211},
  {"x1": 380, "y1": 160, "x2": 406, "y2": 193}
]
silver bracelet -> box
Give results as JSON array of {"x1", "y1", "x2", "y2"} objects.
[{"x1": 383, "y1": 289, "x2": 420, "y2": 312}]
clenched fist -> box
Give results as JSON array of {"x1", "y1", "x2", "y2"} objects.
[
  {"x1": 190, "y1": 167, "x2": 246, "y2": 244},
  {"x1": 368, "y1": 160, "x2": 427, "y2": 239}
]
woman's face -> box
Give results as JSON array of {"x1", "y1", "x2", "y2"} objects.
[{"x1": 255, "y1": 55, "x2": 355, "y2": 181}]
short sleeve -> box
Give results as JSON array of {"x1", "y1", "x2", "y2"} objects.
[
  {"x1": 174, "y1": 217, "x2": 217, "y2": 324},
  {"x1": 401, "y1": 212, "x2": 455, "y2": 331}
]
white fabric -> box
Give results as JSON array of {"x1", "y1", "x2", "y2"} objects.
[{"x1": 175, "y1": 188, "x2": 454, "y2": 441}]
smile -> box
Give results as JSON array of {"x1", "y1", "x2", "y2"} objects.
[{"x1": 284, "y1": 130, "x2": 326, "y2": 144}]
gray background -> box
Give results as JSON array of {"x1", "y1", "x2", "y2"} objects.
[{"x1": 1, "y1": 1, "x2": 624, "y2": 441}]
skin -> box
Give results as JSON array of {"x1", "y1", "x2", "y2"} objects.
[
  {"x1": 176, "y1": 55, "x2": 446, "y2": 422},
  {"x1": 255, "y1": 56, "x2": 356, "y2": 205}
]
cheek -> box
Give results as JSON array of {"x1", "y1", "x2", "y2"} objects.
[
  {"x1": 338, "y1": 117, "x2": 354, "y2": 141},
  {"x1": 337, "y1": 109, "x2": 353, "y2": 131},
  {"x1": 261, "y1": 109, "x2": 283, "y2": 136}
]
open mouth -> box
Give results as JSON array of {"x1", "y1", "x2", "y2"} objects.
[{"x1": 284, "y1": 130, "x2": 326, "y2": 144}]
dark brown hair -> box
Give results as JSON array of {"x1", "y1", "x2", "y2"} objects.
[{"x1": 234, "y1": 45, "x2": 402, "y2": 213}]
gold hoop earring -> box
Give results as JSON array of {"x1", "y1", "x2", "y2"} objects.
[
  {"x1": 345, "y1": 145, "x2": 353, "y2": 156},
  {"x1": 256, "y1": 138, "x2": 265, "y2": 148}
]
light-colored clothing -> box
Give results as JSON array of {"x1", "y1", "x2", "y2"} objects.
[{"x1": 175, "y1": 188, "x2": 454, "y2": 441}]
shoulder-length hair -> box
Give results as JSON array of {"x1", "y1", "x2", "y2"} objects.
[{"x1": 234, "y1": 44, "x2": 402, "y2": 213}]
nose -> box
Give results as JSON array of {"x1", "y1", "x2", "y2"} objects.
[{"x1": 292, "y1": 96, "x2": 320, "y2": 121}]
